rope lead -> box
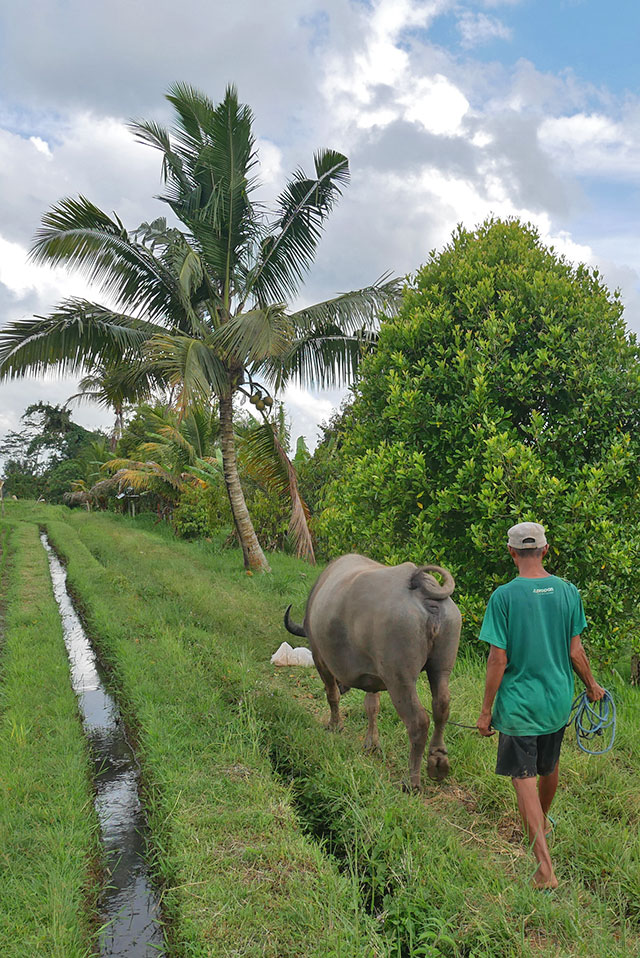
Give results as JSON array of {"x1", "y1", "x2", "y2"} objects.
[{"x1": 568, "y1": 689, "x2": 616, "y2": 755}]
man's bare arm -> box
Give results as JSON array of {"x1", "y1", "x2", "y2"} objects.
[
  {"x1": 569, "y1": 635, "x2": 605, "y2": 701},
  {"x1": 477, "y1": 645, "x2": 507, "y2": 736}
]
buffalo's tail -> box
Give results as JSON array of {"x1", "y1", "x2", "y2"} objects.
[
  {"x1": 409, "y1": 564, "x2": 455, "y2": 599},
  {"x1": 284, "y1": 604, "x2": 307, "y2": 638}
]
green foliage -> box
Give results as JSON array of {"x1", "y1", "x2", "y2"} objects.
[
  {"x1": 0, "y1": 402, "x2": 106, "y2": 501},
  {"x1": 243, "y1": 485, "x2": 291, "y2": 552},
  {"x1": 1, "y1": 459, "x2": 40, "y2": 500},
  {"x1": 172, "y1": 482, "x2": 231, "y2": 539},
  {"x1": 0, "y1": 520, "x2": 99, "y2": 954},
  {"x1": 318, "y1": 219, "x2": 640, "y2": 662}
]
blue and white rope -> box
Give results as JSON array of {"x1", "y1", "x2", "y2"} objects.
[{"x1": 567, "y1": 689, "x2": 616, "y2": 755}]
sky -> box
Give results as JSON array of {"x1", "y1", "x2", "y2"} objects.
[{"x1": 1, "y1": 0, "x2": 639, "y2": 455}]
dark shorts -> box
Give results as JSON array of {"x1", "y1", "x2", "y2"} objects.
[{"x1": 495, "y1": 727, "x2": 566, "y2": 778}]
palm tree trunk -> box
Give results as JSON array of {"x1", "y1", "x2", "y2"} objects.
[
  {"x1": 110, "y1": 403, "x2": 124, "y2": 452},
  {"x1": 219, "y1": 394, "x2": 271, "y2": 572}
]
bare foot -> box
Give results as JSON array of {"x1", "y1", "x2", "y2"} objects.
[{"x1": 532, "y1": 867, "x2": 558, "y2": 890}]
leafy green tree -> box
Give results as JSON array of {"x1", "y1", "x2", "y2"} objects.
[
  {"x1": 0, "y1": 402, "x2": 104, "y2": 500},
  {"x1": 0, "y1": 84, "x2": 400, "y2": 570},
  {"x1": 318, "y1": 219, "x2": 640, "y2": 663}
]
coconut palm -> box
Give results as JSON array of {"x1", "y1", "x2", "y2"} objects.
[{"x1": 0, "y1": 83, "x2": 401, "y2": 570}]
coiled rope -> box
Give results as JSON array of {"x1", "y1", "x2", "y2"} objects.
[{"x1": 567, "y1": 689, "x2": 616, "y2": 754}]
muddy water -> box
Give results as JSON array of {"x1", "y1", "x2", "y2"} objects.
[{"x1": 41, "y1": 534, "x2": 164, "y2": 956}]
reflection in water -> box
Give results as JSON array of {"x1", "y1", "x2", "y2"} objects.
[{"x1": 41, "y1": 534, "x2": 164, "y2": 957}]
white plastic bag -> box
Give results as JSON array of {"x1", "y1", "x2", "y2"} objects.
[{"x1": 271, "y1": 641, "x2": 315, "y2": 667}]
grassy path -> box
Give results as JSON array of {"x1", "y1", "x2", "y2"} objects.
[
  {"x1": 55, "y1": 508, "x2": 640, "y2": 957},
  {"x1": 0, "y1": 518, "x2": 99, "y2": 957},
  {"x1": 4, "y1": 502, "x2": 640, "y2": 956}
]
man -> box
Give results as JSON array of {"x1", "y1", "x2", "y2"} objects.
[{"x1": 476, "y1": 522, "x2": 604, "y2": 889}]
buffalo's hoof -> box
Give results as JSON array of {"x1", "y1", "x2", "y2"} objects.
[
  {"x1": 427, "y1": 747, "x2": 450, "y2": 781},
  {"x1": 327, "y1": 722, "x2": 343, "y2": 733},
  {"x1": 401, "y1": 779, "x2": 422, "y2": 794},
  {"x1": 363, "y1": 741, "x2": 381, "y2": 755}
]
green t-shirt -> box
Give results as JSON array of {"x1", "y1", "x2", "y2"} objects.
[{"x1": 479, "y1": 575, "x2": 587, "y2": 736}]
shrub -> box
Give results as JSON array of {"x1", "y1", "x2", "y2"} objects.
[
  {"x1": 244, "y1": 486, "x2": 291, "y2": 553},
  {"x1": 318, "y1": 218, "x2": 640, "y2": 663},
  {"x1": 172, "y1": 483, "x2": 231, "y2": 539}
]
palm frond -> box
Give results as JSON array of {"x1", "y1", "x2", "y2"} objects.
[
  {"x1": 289, "y1": 274, "x2": 403, "y2": 333},
  {"x1": 185, "y1": 452, "x2": 224, "y2": 486},
  {"x1": 208, "y1": 305, "x2": 290, "y2": 366},
  {"x1": 129, "y1": 120, "x2": 192, "y2": 192},
  {"x1": 145, "y1": 333, "x2": 228, "y2": 410},
  {"x1": 174, "y1": 406, "x2": 219, "y2": 458},
  {"x1": 66, "y1": 357, "x2": 160, "y2": 410},
  {"x1": 30, "y1": 196, "x2": 188, "y2": 324},
  {"x1": 140, "y1": 85, "x2": 260, "y2": 299},
  {"x1": 242, "y1": 422, "x2": 315, "y2": 562},
  {"x1": 246, "y1": 149, "x2": 349, "y2": 305},
  {"x1": 263, "y1": 276, "x2": 403, "y2": 389},
  {"x1": 101, "y1": 459, "x2": 185, "y2": 494},
  {"x1": 0, "y1": 301, "x2": 163, "y2": 380}
]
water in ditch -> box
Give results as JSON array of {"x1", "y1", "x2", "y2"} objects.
[{"x1": 41, "y1": 534, "x2": 164, "y2": 957}]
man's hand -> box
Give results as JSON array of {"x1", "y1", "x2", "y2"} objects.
[
  {"x1": 586, "y1": 682, "x2": 606, "y2": 702},
  {"x1": 476, "y1": 710, "x2": 495, "y2": 736}
]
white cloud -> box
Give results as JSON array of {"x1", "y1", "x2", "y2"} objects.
[
  {"x1": 29, "y1": 135, "x2": 52, "y2": 157},
  {"x1": 322, "y1": 0, "x2": 453, "y2": 135},
  {"x1": 400, "y1": 74, "x2": 469, "y2": 135},
  {"x1": 457, "y1": 12, "x2": 512, "y2": 48},
  {"x1": 283, "y1": 384, "x2": 336, "y2": 450},
  {"x1": 0, "y1": 234, "x2": 97, "y2": 302},
  {"x1": 538, "y1": 111, "x2": 640, "y2": 178}
]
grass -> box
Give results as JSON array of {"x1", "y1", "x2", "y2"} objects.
[
  {"x1": 4, "y1": 500, "x2": 640, "y2": 957},
  {"x1": 43, "y1": 510, "x2": 382, "y2": 957},
  {"x1": 0, "y1": 516, "x2": 99, "y2": 957}
]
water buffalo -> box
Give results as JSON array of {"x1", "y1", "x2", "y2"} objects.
[{"x1": 284, "y1": 554, "x2": 462, "y2": 790}]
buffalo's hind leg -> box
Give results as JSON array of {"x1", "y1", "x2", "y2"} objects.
[
  {"x1": 363, "y1": 692, "x2": 380, "y2": 753},
  {"x1": 312, "y1": 649, "x2": 342, "y2": 731},
  {"x1": 386, "y1": 681, "x2": 429, "y2": 790},
  {"x1": 425, "y1": 663, "x2": 452, "y2": 781}
]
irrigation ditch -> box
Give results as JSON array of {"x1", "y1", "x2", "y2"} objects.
[{"x1": 40, "y1": 532, "x2": 165, "y2": 957}]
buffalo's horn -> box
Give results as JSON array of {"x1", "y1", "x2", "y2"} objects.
[{"x1": 409, "y1": 565, "x2": 455, "y2": 598}]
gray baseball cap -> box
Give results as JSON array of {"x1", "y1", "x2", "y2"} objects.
[{"x1": 507, "y1": 522, "x2": 547, "y2": 549}]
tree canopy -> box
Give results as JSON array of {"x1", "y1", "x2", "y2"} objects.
[
  {"x1": 0, "y1": 402, "x2": 106, "y2": 500},
  {"x1": 318, "y1": 218, "x2": 640, "y2": 663}
]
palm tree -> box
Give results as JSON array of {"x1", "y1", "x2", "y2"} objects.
[
  {"x1": 65, "y1": 358, "x2": 160, "y2": 450},
  {"x1": 84, "y1": 405, "x2": 220, "y2": 514},
  {"x1": 0, "y1": 83, "x2": 401, "y2": 570}
]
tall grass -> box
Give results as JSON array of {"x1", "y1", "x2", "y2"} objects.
[
  {"x1": 44, "y1": 513, "x2": 383, "y2": 957},
  {"x1": 0, "y1": 518, "x2": 99, "y2": 957}
]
